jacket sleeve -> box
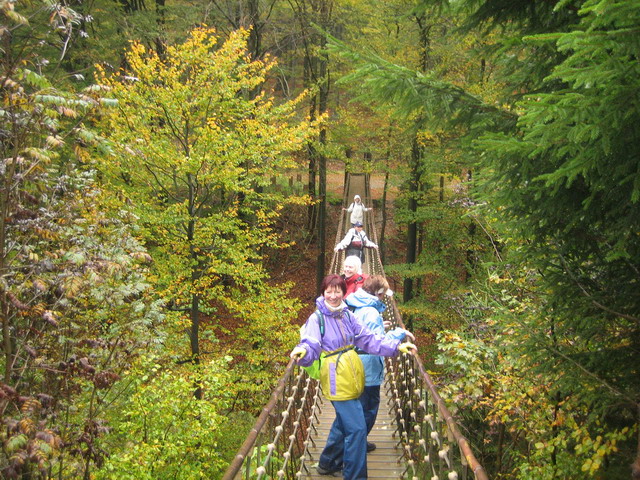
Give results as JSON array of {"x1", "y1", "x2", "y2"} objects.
[
  {"x1": 361, "y1": 308, "x2": 406, "y2": 342},
  {"x1": 386, "y1": 327, "x2": 407, "y2": 342},
  {"x1": 347, "y1": 203, "x2": 354, "y2": 212},
  {"x1": 359, "y1": 307, "x2": 385, "y2": 336},
  {"x1": 295, "y1": 314, "x2": 322, "y2": 366},
  {"x1": 335, "y1": 229, "x2": 353, "y2": 250},
  {"x1": 350, "y1": 311, "x2": 400, "y2": 357},
  {"x1": 362, "y1": 232, "x2": 378, "y2": 249}
]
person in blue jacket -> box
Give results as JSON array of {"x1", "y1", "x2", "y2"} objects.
[
  {"x1": 290, "y1": 274, "x2": 417, "y2": 480},
  {"x1": 346, "y1": 275, "x2": 414, "y2": 453}
]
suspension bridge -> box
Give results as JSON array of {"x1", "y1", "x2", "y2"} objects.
[{"x1": 222, "y1": 173, "x2": 488, "y2": 480}]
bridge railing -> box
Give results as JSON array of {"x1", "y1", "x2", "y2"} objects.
[
  {"x1": 363, "y1": 183, "x2": 488, "y2": 480},
  {"x1": 221, "y1": 361, "x2": 323, "y2": 480},
  {"x1": 222, "y1": 173, "x2": 488, "y2": 480}
]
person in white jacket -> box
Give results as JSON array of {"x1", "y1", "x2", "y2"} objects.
[
  {"x1": 343, "y1": 195, "x2": 371, "y2": 226},
  {"x1": 334, "y1": 222, "x2": 378, "y2": 264}
]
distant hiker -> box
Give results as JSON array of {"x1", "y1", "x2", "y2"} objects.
[
  {"x1": 345, "y1": 275, "x2": 414, "y2": 454},
  {"x1": 290, "y1": 274, "x2": 417, "y2": 480},
  {"x1": 343, "y1": 195, "x2": 371, "y2": 226},
  {"x1": 342, "y1": 255, "x2": 368, "y2": 297},
  {"x1": 335, "y1": 221, "x2": 378, "y2": 264}
]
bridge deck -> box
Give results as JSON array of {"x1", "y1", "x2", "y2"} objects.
[{"x1": 302, "y1": 382, "x2": 406, "y2": 479}]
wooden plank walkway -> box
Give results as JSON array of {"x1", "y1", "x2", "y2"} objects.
[{"x1": 302, "y1": 384, "x2": 406, "y2": 479}]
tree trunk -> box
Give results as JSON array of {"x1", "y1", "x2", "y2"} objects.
[
  {"x1": 364, "y1": 151, "x2": 372, "y2": 171},
  {"x1": 247, "y1": 0, "x2": 261, "y2": 61},
  {"x1": 415, "y1": 13, "x2": 432, "y2": 72},
  {"x1": 632, "y1": 404, "x2": 640, "y2": 480},
  {"x1": 344, "y1": 148, "x2": 352, "y2": 188},
  {"x1": 379, "y1": 128, "x2": 392, "y2": 263},
  {"x1": 496, "y1": 422, "x2": 505, "y2": 474},
  {"x1": 315, "y1": 0, "x2": 330, "y2": 294},
  {"x1": 403, "y1": 11, "x2": 431, "y2": 306},
  {"x1": 186, "y1": 179, "x2": 202, "y2": 399},
  {"x1": 465, "y1": 170, "x2": 476, "y2": 282},
  {"x1": 246, "y1": 0, "x2": 264, "y2": 100},
  {"x1": 305, "y1": 51, "x2": 317, "y2": 231},
  {"x1": 1, "y1": 71, "x2": 17, "y2": 383},
  {"x1": 154, "y1": 0, "x2": 166, "y2": 56},
  {"x1": 380, "y1": 168, "x2": 389, "y2": 264},
  {"x1": 403, "y1": 137, "x2": 420, "y2": 307},
  {"x1": 189, "y1": 293, "x2": 202, "y2": 398},
  {"x1": 307, "y1": 141, "x2": 317, "y2": 231}
]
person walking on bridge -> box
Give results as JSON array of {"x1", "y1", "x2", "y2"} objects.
[
  {"x1": 335, "y1": 221, "x2": 378, "y2": 264},
  {"x1": 343, "y1": 194, "x2": 371, "y2": 227},
  {"x1": 290, "y1": 274, "x2": 417, "y2": 480},
  {"x1": 346, "y1": 276, "x2": 414, "y2": 453}
]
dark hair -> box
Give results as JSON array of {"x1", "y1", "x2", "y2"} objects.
[
  {"x1": 321, "y1": 274, "x2": 347, "y2": 296},
  {"x1": 362, "y1": 275, "x2": 389, "y2": 295}
]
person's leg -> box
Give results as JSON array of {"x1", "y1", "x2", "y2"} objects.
[
  {"x1": 360, "y1": 385, "x2": 381, "y2": 434},
  {"x1": 337, "y1": 399, "x2": 367, "y2": 480},
  {"x1": 318, "y1": 406, "x2": 345, "y2": 473}
]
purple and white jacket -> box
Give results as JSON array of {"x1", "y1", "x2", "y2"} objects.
[{"x1": 295, "y1": 296, "x2": 401, "y2": 367}]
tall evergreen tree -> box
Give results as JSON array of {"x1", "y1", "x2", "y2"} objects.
[{"x1": 328, "y1": 0, "x2": 640, "y2": 477}]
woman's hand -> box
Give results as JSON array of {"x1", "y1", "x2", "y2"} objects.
[
  {"x1": 398, "y1": 342, "x2": 417, "y2": 355},
  {"x1": 290, "y1": 346, "x2": 307, "y2": 361}
]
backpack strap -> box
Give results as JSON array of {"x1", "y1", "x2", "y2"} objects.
[{"x1": 314, "y1": 310, "x2": 325, "y2": 337}]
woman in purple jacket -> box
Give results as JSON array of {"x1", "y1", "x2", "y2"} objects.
[{"x1": 290, "y1": 274, "x2": 416, "y2": 480}]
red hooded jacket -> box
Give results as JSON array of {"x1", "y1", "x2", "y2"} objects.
[{"x1": 343, "y1": 273, "x2": 369, "y2": 297}]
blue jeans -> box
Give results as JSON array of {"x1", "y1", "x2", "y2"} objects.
[
  {"x1": 318, "y1": 399, "x2": 367, "y2": 480},
  {"x1": 360, "y1": 385, "x2": 381, "y2": 434}
]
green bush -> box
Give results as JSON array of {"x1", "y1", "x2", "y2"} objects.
[{"x1": 96, "y1": 355, "x2": 233, "y2": 480}]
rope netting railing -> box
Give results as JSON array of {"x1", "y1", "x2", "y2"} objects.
[
  {"x1": 221, "y1": 173, "x2": 488, "y2": 480},
  {"x1": 220, "y1": 359, "x2": 323, "y2": 480},
  {"x1": 381, "y1": 305, "x2": 488, "y2": 480},
  {"x1": 359, "y1": 176, "x2": 488, "y2": 480}
]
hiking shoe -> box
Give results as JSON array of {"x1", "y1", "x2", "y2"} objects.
[
  {"x1": 366, "y1": 441, "x2": 376, "y2": 452},
  {"x1": 316, "y1": 465, "x2": 342, "y2": 477}
]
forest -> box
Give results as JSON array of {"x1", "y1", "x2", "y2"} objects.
[{"x1": 1, "y1": 0, "x2": 639, "y2": 478}]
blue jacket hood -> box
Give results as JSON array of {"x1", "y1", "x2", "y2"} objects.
[{"x1": 346, "y1": 288, "x2": 386, "y2": 313}]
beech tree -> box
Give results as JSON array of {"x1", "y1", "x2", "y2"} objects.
[
  {"x1": 96, "y1": 28, "x2": 315, "y2": 393},
  {"x1": 0, "y1": 2, "x2": 163, "y2": 478}
]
